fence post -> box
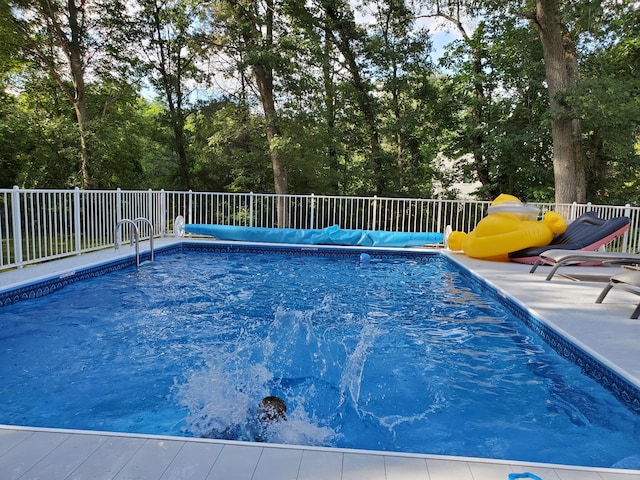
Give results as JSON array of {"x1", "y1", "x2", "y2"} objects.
[
  {"x1": 436, "y1": 198, "x2": 443, "y2": 234},
  {"x1": 623, "y1": 203, "x2": 631, "y2": 253},
  {"x1": 310, "y1": 193, "x2": 315, "y2": 230},
  {"x1": 147, "y1": 189, "x2": 153, "y2": 237},
  {"x1": 160, "y1": 189, "x2": 166, "y2": 237},
  {"x1": 188, "y1": 190, "x2": 193, "y2": 224},
  {"x1": 249, "y1": 192, "x2": 254, "y2": 227},
  {"x1": 11, "y1": 186, "x2": 23, "y2": 268},
  {"x1": 73, "y1": 187, "x2": 81, "y2": 254},
  {"x1": 116, "y1": 188, "x2": 122, "y2": 224},
  {"x1": 372, "y1": 195, "x2": 377, "y2": 231}
]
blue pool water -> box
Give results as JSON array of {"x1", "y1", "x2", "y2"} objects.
[{"x1": 1, "y1": 248, "x2": 640, "y2": 469}]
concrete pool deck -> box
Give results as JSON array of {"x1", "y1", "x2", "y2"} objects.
[{"x1": 1, "y1": 239, "x2": 640, "y2": 480}]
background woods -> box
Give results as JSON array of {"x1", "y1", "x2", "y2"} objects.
[{"x1": 0, "y1": 0, "x2": 638, "y2": 205}]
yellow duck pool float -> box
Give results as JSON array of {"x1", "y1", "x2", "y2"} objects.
[{"x1": 447, "y1": 194, "x2": 567, "y2": 261}]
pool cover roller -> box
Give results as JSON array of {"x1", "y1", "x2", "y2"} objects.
[{"x1": 184, "y1": 223, "x2": 443, "y2": 247}]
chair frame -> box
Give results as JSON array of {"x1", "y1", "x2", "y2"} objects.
[
  {"x1": 595, "y1": 270, "x2": 640, "y2": 319},
  {"x1": 530, "y1": 249, "x2": 640, "y2": 281}
]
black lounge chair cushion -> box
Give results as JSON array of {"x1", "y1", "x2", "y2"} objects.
[{"x1": 509, "y1": 212, "x2": 630, "y2": 260}]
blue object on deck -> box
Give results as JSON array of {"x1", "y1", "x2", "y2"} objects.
[
  {"x1": 184, "y1": 224, "x2": 443, "y2": 247},
  {"x1": 508, "y1": 473, "x2": 543, "y2": 480}
]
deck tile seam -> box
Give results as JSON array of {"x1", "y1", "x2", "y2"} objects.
[
  {"x1": 14, "y1": 431, "x2": 70, "y2": 480},
  {"x1": 249, "y1": 445, "x2": 265, "y2": 480},
  {"x1": 293, "y1": 447, "x2": 304, "y2": 480},
  {"x1": 157, "y1": 440, "x2": 184, "y2": 480},
  {"x1": 423, "y1": 457, "x2": 431, "y2": 480},
  {"x1": 109, "y1": 434, "x2": 148, "y2": 480},
  {"x1": 464, "y1": 460, "x2": 474, "y2": 480},
  {"x1": 71, "y1": 434, "x2": 109, "y2": 479},
  {"x1": 1, "y1": 430, "x2": 35, "y2": 460},
  {"x1": 154, "y1": 439, "x2": 187, "y2": 480},
  {"x1": 51, "y1": 432, "x2": 107, "y2": 480},
  {"x1": 202, "y1": 441, "x2": 225, "y2": 480}
]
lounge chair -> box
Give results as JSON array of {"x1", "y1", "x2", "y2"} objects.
[
  {"x1": 595, "y1": 270, "x2": 640, "y2": 319},
  {"x1": 509, "y1": 212, "x2": 630, "y2": 264},
  {"x1": 529, "y1": 249, "x2": 640, "y2": 281}
]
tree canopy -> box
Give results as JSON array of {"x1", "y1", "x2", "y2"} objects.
[{"x1": 1, "y1": 0, "x2": 638, "y2": 205}]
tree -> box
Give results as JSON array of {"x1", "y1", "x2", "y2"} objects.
[
  {"x1": 428, "y1": 0, "x2": 492, "y2": 197},
  {"x1": 417, "y1": 0, "x2": 640, "y2": 204},
  {"x1": 319, "y1": 0, "x2": 389, "y2": 195},
  {"x1": 565, "y1": 1, "x2": 640, "y2": 204},
  {"x1": 366, "y1": 0, "x2": 439, "y2": 196},
  {"x1": 135, "y1": 0, "x2": 212, "y2": 190},
  {"x1": 1, "y1": 74, "x2": 82, "y2": 188},
  {"x1": 212, "y1": 0, "x2": 297, "y2": 225},
  {"x1": 189, "y1": 99, "x2": 273, "y2": 192},
  {"x1": 439, "y1": 12, "x2": 554, "y2": 202},
  {"x1": 278, "y1": 0, "x2": 440, "y2": 197},
  {"x1": 7, "y1": 0, "x2": 134, "y2": 188},
  {"x1": 523, "y1": 0, "x2": 585, "y2": 204},
  {"x1": 86, "y1": 83, "x2": 148, "y2": 188}
]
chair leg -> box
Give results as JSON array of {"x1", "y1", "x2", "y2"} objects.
[
  {"x1": 529, "y1": 259, "x2": 542, "y2": 273},
  {"x1": 545, "y1": 263, "x2": 565, "y2": 281},
  {"x1": 595, "y1": 281, "x2": 615, "y2": 304}
]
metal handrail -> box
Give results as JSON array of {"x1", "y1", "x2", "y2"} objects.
[
  {"x1": 115, "y1": 219, "x2": 140, "y2": 268},
  {"x1": 133, "y1": 217, "x2": 154, "y2": 263}
]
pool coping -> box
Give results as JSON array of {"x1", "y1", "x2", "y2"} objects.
[{"x1": 1, "y1": 423, "x2": 640, "y2": 479}]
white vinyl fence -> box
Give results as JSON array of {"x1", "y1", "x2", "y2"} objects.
[{"x1": 1, "y1": 187, "x2": 638, "y2": 271}]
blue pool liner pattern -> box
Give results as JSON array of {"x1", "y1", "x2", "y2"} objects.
[{"x1": 1, "y1": 241, "x2": 639, "y2": 415}]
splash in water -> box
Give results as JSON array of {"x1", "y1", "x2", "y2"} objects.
[{"x1": 175, "y1": 308, "x2": 336, "y2": 446}]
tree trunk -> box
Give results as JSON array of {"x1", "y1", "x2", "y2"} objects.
[
  {"x1": 239, "y1": 0, "x2": 289, "y2": 227},
  {"x1": 72, "y1": 103, "x2": 91, "y2": 189},
  {"x1": 469, "y1": 43, "x2": 491, "y2": 198},
  {"x1": 170, "y1": 113, "x2": 191, "y2": 190},
  {"x1": 150, "y1": 0, "x2": 192, "y2": 190},
  {"x1": 254, "y1": 63, "x2": 289, "y2": 226},
  {"x1": 434, "y1": 7, "x2": 491, "y2": 198},
  {"x1": 322, "y1": 26, "x2": 340, "y2": 194},
  {"x1": 322, "y1": 1, "x2": 385, "y2": 195},
  {"x1": 341, "y1": 44, "x2": 385, "y2": 195},
  {"x1": 66, "y1": 0, "x2": 91, "y2": 188},
  {"x1": 533, "y1": 0, "x2": 585, "y2": 204}
]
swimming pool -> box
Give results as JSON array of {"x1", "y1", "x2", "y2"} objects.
[{"x1": 1, "y1": 244, "x2": 640, "y2": 469}]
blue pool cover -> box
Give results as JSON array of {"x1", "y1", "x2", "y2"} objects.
[{"x1": 185, "y1": 224, "x2": 443, "y2": 247}]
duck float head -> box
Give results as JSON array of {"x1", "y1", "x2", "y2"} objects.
[{"x1": 447, "y1": 194, "x2": 567, "y2": 261}]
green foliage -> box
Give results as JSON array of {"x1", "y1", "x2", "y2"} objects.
[
  {"x1": 1, "y1": 74, "x2": 80, "y2": 188},
  {"x1": 0, "y1": 0, "x2": 637, "y2": 204},
  {"x1": 85, "y1": 84, "x2": 148, "y2": 189},
  {"x1": 189, "y1": 99, "x2": 273, "y2": 192},
  {"x1": 569, "y1": 77, "x2": 640, "y2": 205},
  {"x1": 0, "y1": 93, "x2": 32, "y2": 187},
  {"x1": 438, "y1": 13, "x2": 555, "y2": 202}
]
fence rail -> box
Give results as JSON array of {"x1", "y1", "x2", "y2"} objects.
[{"x1": 1, "y1": 187, "x2": 638, "y2": 271}]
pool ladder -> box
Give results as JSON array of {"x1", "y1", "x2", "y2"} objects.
[{"x1": 115, "y1": 218, "x2": 155, "y2": 268}]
